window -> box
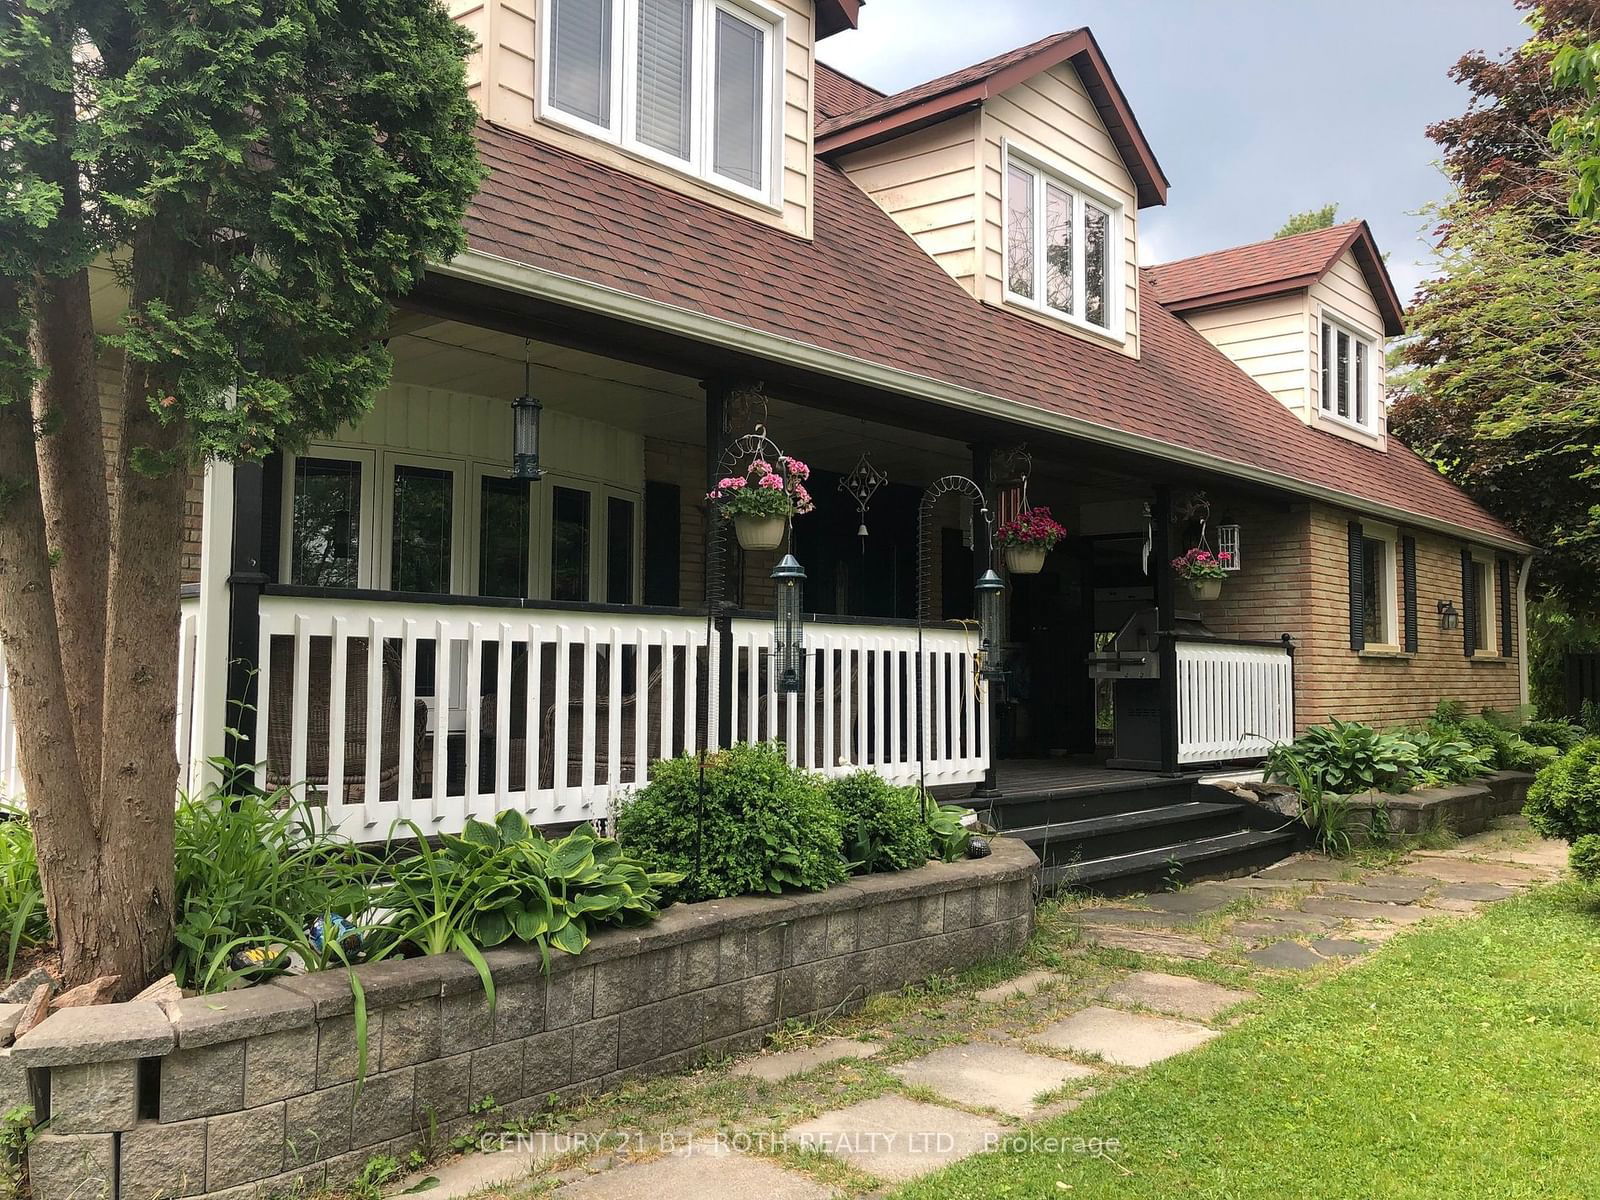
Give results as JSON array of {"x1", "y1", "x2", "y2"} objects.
[
  {"x1": 1004, "y1": 149, "x2": 1119, "y2": 333},
  {"x1": 290, "y1": 457, "x2": 363, "y2": 588},
  {"x1": 1361, "y1": 533, "x2": 1396, "y2": 647},
  {"x1": 606, "y1": 495, "x2": 637, "y2": 604},
  {"x1": 542, "y1": 0, "x2": 779, "y2": 203},
  {"x1": 479, "y1": 477, "x2": 532, "y2": 599},
  {"x1": 1320, "y1": 315, "x2": 1377, "y2": 430},
  {"x1": 391, "y1": 465, "x2": 454, "y2": 594},
  {"x1": 1469, "y1": 557, "x2": 1495, "y2": 653},
  {"x1": 551, "y1": 486, "x2": 592, "y2": 602}
]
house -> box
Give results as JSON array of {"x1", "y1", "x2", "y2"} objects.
[{"x1": 0, "y1": 5, "x2": 1532, "y2": 881}]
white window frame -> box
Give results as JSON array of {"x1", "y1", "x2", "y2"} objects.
[
  {"x1": 537, "y1": 0, "x2": 785, "y2": 210},
  {"x1": 1360, "y1": 522, "x2": 1399, "y2": 651},
  {"x1": 1001, "y1": 141, "x2": 1125, "y2": 341},
  {"x1": 280, "y1": 446, "x2": 379, "y2": 590},
  {"x1": 377, "y1": 452, "x2": 468, "y2": 595},
  {"x1": 1469, "y1": 548, "x2": 1498, "y2": 656},
  {"x1": 1318, "y1": 309, "x2": 1381, "y2": 433},
  {"x1": 468, "y1": 463, "x2": 544, "y2": 601}
]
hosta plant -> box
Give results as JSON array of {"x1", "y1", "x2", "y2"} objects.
[
  {"x1": 1265, "y1": 718, "x2": 1419, "y2": 795},
  {"x1": 924, "y1": 794, "x2": 974, "y2": 862},
  {"x1": 1395, "y1": 728, "x2": 1494, "y2": 788}
]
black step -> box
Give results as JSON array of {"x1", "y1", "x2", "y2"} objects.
[
  {"x1": 1009, "y1": 801, "x2": 1247, "y2": 863},
  {"x1": 975, "y1": 775, "x2": 1201, "y2": 830},
  {"x1": 1040, "y1": 826, "x2": 1302, "y2": 896}
]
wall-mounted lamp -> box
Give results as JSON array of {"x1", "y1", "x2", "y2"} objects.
[
  {"x1": 975, "y1": 569, "x2": 1006, "y2": 679},
  {"x1": 772, "y1": 553, "x2": 807, "y2": 694},
  {"x1": 511, "y1": 339, "x2": 544, "y2": 481},
  {"x1": 1437, "y1": 599, "x2": 1460, "y2": 631}
]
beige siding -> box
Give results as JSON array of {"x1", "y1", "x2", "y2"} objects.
[
  {"x1": 451, "y1": 0, "x2": 816, "y2": 237},
  {"x1": 978, "y1": 64, "x2": 1141, "y2": 357},
  {"x1": 837, "y1": 113, "x2": 982, "y2": 293},
  {"x1": 1307, "y1": 248, "x2": 1388, "y2": 448},
  {"x1": 1183, "y1": 293, "x2": 1313, "y2": 416}
]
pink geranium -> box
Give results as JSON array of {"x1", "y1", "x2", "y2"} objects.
[
  {"x1": 1171, "y1": 547, "x2": 1229, "y2": 580},
  {"x1": 994, "y1": 506, "x2": 1067, "y2": 551}
]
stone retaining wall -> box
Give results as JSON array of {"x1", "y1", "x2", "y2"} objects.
[
  {"x1": 10, "y1": 839, "x2": 1037, "y2": 1200},
  {"x1": 1345, "y1": 770, "x2": 1535, "y2": 841}
]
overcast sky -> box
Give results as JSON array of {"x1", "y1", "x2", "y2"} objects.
[{"x1": 816, "y1": 0, "x2": 1531, "y2": 303}]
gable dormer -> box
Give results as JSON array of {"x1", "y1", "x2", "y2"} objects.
[
  {"x1": 819, "y1": 29, "x2": 1167, "y2": 359},
  {"x1": 450, "y1": 0, "x2": 861, "y2": 238},
  {"x1": 1146, "y1": 221, "x2": 1405, "y2": 450}
]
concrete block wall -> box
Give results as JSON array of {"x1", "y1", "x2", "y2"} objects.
[
  {"x1": 1201, "y1": 497, "x2": 1523, "y2": 733},
  {"x1": 14, "y1": 840, "x2": 1037, "y2": 1200}
]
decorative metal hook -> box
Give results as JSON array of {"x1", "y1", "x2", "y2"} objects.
[{"x1": 839, "y1": 452, "x2": 888, "y2": 551}]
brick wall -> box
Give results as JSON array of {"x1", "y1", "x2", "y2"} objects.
[{"x1": 1206, "y1": 498, "x2": 1523, "y2": 732}]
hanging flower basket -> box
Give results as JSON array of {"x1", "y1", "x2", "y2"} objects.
[
  {"x1": 1172, "y1": 547, "x2": 1230, "y2": 600},
  {"x1": 994, "y1": 506, "x2": 1066, "y2": 576},
  {"x1": 734, "y1": 514, "x2": 787, "y2": 551},
  {"x1": 707, "y1": 454, "x2": 814, "y2": 552}
]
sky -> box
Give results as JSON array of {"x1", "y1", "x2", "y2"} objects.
[{"x1": 815, "y1": 0, "x2": 1532, "y2": 303}]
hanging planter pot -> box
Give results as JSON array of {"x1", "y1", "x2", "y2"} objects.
[
  {"x1": 1172, "y1": 546, "x2": 1229, "y2": 601},
  {"x1": 1005, "y1": 544, "x2": 1049, "y2": 575},
  {"x1": 1187, "y1": 578, "x2": 1223, "y2": 601},
  {"x1": 734, "y1": 514, "x2": 787, "y2": 552}
]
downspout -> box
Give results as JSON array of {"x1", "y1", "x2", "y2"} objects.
[{"x1": 1516, "y1": 553, "x2": 1535, "y2": 708}]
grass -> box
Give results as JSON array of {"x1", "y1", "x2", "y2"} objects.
[{"x1": 894, "y1": 881, "x2": 1600, "y2": 1200}]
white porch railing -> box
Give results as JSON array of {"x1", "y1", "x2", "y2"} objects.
[
  {"x1": 0, "y1": 597, "x2": 203, "y2": 803},
  {"x1": 1175, "y1": 638, "x2": 1295, "y2": 764},
  {"x1": 253, "y1": 592, "x2": 988, "y2": 838}
]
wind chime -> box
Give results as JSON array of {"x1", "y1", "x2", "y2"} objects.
[{"x1": 838, "y1": 452, "x2": 888, "y2": 552}]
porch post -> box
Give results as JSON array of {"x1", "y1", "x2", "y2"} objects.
[
  {"x1": 702, "y1": 380, "x2": 734, "y2": 749},
  {"x1": 190, "y1": 458, "x2": 236, "y2": 794},
  {"x1": 970, "y1": 442, "x2": 1000, "y2": 798},
  {"x1": 1152, "y1": 484, "x2": 1180, "y2": 775},
  {"x1": 222, "y1": 459, "x2": 268, "y2": 788}
]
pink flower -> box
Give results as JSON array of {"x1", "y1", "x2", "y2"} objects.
[
  {"x1": 758, "y1": 472, "x2": 784, "y2": 489},
  {"x1": 749, "y1": 458, "x2": 771, "y2": 476}
]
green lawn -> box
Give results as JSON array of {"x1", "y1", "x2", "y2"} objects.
[{"x1": 895, "y1": 883, "x2": 1600, "y2": 1199}]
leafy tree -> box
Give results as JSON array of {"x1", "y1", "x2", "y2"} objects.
[
  {"x1": 1274, "y1": 204, "x2": 1339, "y2": 238},
  {"x1": 0, "y1": 0, "x2": 482, "y2": 992},
  {"x1": 1552, "y1": 35, "x2": 1600, "y2": 214},
  {"x1": 1394, "y1": 0, "x2": 1600, "y2": 616}
]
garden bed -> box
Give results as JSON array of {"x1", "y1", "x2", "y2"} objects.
[
  {"x1": 1343, "y1": 770, "x2": 1537, "y2": 840},
  {"x1": 9, "y1": 838, "x2": 1038, "y2": 1200}
]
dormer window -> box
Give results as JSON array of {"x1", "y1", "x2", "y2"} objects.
[
  {"x1": 1319, "y1": 314, "x2": 1378, "y2": 431},
  {"x1": 1003, "y1": 146, "x2": 1122, "y2": 338},
  {"x1": 541, "y1": 0, "x2": 780, "y2": 205}
]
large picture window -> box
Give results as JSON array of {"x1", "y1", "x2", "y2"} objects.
[
  {"x1": 1004, "y1": 149, "x2": 1119, "y2": 334},
  {"x1": 1320, "y1": 314, "x2": 1377, "y2": 430},
  {"x1": 543, "y1": 0, "x2": 779, "y2": 203}
]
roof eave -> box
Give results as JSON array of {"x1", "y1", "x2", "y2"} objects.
[
  {"x1": 816, "y1": 0, "x2": 861, "y2": 38},
  {"x1": 1159, "y1": 273, "x2": 1326, "y2": 315}
]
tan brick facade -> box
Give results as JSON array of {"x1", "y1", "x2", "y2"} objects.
[{"x1": 1203, "y1": 497, "x2": 1523, "y2": 731}]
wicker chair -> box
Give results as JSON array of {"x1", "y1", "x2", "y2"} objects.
[{"x1": 266, "y1": 636, "x2": 425, "y2": 803}]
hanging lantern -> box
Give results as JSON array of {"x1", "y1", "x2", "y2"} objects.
[
  {"x1": 511, "y1": 339, "x2": 543, "y2": 482},
  {"x1": 772, "y1": 553, "x2": 807, "y2": 694},
  {"x1": 975, "y1": 568, "x2": 1006, "y2": 679}
]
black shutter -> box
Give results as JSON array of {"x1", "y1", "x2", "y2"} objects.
[
  {"x1": 1348, "y1": 521, "x2": 1365, "y2": 651},
  {"x1": 1498, "y1": 558, "x2": 1514, "y2": 658},
  {"x1": 1402, "y1": 535, "x2": 1418, "y2": 654},
  {"x1": 260, "y1": 453, "x2": 284, "y2": 584},
  {"x1": 1461, "y1": 547, "x2": 1475, "y2": 657},
  {"x1": 642, "y1": 481, "x2": 681, "y2": 607}
]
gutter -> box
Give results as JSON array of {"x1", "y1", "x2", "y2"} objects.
[{"x1": 432, "y1": 248, "x2": 1535, "y2": 555}]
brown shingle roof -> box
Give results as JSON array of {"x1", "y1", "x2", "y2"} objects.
[
  {"x1": 1147, "y1": 221, "x2": 1406, "y2": 336},
  {"x1": 814, "y1": 28, "x2": 1169, "y2": 208},
  {"x1": 815, "y1": 62, "x2": 883, "y2": 122},
  {"x1": 463, "y1": 122, "x2": 1521, "y2": 547}
]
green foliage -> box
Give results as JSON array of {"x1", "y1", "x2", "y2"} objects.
[
  {"x1": 1552, "y1": 35, "x2": 1600, "y2": 217},
  {"x1": 1569, "y1": 833, "x2": 1600, "y2": 881},
  {"x1": 170, "y1": 790, "x2": 370, "y2": 991},
  {"x1": 379, "y1": 815, "x2": 676, "y2": 963},
  {"x1": 826, "y1": 771, "x2": 932, "y2": 874},
  {"x1": 1274, "y1": 203, "x2": 1339, "y2": 238},
  {"x1": 1528, "y1": 594, "x2": 1600, "y2": 718},
  {"x1": 1433, "y1": 713, "x2": 1557, "y2": 773},
  {"x1": 1522, "y1": 717, "x2": 1587, "y2": 751},
  {"x1": 0, "y1": 1105, "x2": 36, "y2": 1200},
  {"x1": 1265, "y1": 718, "x2": 1419, "y2": 795},
  {"x1": 615, "y1": 743, "x2": 848, "y2": 903},
  {"x1": 1525, "y1": 737, "x2": 1600, "y2": 844},
  {"x1": 924, "y1": 796, "x2": 974, "y2": 862},
  {"x1": 1393, "y1": 728, "x2": 1495, "y2": 788},
  {"x1": 0, "y1": 809, "x2": 46, "y2": 978},
  {"x1": 1267, "y1": 745, "x2": 1353, "y2": 857}
]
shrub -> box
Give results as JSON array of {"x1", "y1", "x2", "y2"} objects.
[
  {"x1": 826, "y1": 771, "x2": 932, "y2": 873},
  {"x1": 1521, "y1": 718, "x2": 1586, "y2": 753},
  {"x1": 1570, "y1": 834, "x2": 1600, "y2": 883},
  {"x1": 1265, "y1": 718, "x2": 1418, "y2": 795},
  {"x1": 615, "y1": 743, "x2": 847, "y2": 902},
  {"x1": 1524, "y1": 738, "x2": 1600, "y2": 846},
  {"x1": 1436, "y1": 714, "x2": 1556, "y2": 773}
]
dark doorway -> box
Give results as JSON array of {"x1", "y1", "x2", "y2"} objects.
[{"x1": 791, "y1": 470, "x2": 919, "y2": 619}]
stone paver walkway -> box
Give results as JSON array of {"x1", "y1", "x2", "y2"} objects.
[{"x1": 388, "y1": 818, "x2": 1564, "y2": 1200}]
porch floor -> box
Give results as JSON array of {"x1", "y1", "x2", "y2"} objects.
[{"x1": 980, "y1": 758, "x2": 1201, "y2": 802}]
